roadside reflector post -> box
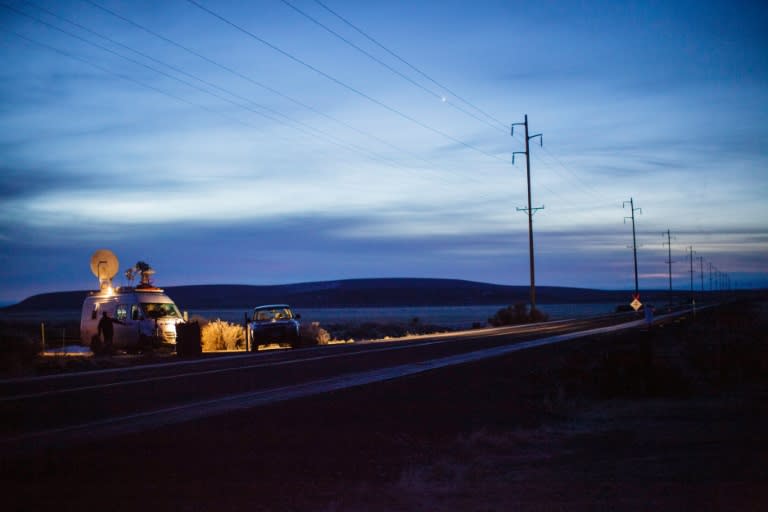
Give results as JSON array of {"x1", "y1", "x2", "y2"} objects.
[{"x1": 244, "y1": 312, "x2": 249, "y2": 352}]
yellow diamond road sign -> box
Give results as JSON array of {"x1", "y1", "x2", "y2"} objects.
[{"x1": 630, "y1": 298, "x2": 642, "y2": 311}]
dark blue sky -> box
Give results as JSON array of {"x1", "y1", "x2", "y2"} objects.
[{"x1": 1, "y1": 0, "x2": 767, "y2": 302}]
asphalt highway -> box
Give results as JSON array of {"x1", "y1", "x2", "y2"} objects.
[{"x1": 0, "y1": 309, "x2": 688, "y2": 454}]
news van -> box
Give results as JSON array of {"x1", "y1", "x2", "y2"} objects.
[{"x1": 80, "y1": 249, "x2": 184, "y2": 351}]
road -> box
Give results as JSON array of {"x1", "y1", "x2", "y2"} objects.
[{"x1": 0, "y1": 310, "x2": 686, "y2": 454}]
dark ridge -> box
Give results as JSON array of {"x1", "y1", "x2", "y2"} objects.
[{"x1": 1, "y1": 278, "x2": 660, "y2": 311}]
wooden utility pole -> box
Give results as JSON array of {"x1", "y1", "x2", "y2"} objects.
[
  {"x1": 623, "y1": 198, "x2": 642, "y2": 297},
  {"x1": 687, "y1": 246, "x2": 695, "y2": 299},
  {"x1": 663, "y1": 229, "x2": 674, "y2": 302},
  {"x1": 511, "y1": 115, "x2": 543, "y2": 313}
]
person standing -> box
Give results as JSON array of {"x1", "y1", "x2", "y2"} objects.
[
  {"x1": 98, "y1": 311, "x2": 124, "y2": 354},
  {"x1": 644, "y1": 304, "x2": 655, "y2": 329}
]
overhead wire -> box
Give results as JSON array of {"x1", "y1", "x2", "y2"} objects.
[
  {"x1": 309, "y1": 2, "x2": 581, "y2": 207},
  {"x1": 81, "y1": 0, "x2": 496, "y2": 178},
  {"x1": 184, "y1": 0, "x2": 507, "y2": 163},
  {"x1": 508, "y1": 123, "x2": 610, "y2": 212},
  {"x1": 1, "y1": 28, "x2": 270, "y2": 136},
  {"x1": 6, "y1": 0, "x2": 518, "y2": 208},
  {"x1": 304, "y1": 0, "x2": 604, "y2": 212},
  {"x1": 13, "y1": 0, "x2": 526, "y2": 206},
  {"x1": 278, "y1": 0, "x2": 505, "y2": 133},
  {"x1": 1, "y1": 30, "x2": 438, "y2": 203},
  {"x1": 4, "y1": 2, "x2": 404, "y2": 167},
  {"x1": 312, "y1": 0, "x2": 510, "y2": 133},
  {"x1": 12, "y1": 1, "x2": 608, "y2": 207},
  {"x1": 3, "y1": 3, "x2": 609, "y2": 241}
]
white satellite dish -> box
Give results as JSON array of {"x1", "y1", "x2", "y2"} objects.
[{"x1": 90, "y1": 249, "x2": 119, "y2": 288}]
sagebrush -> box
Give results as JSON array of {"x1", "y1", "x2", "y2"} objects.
[
  {"x1": 300, "y1": 322, "x2": 331, "y2": 346},
  {"x1": 201, "y1": 320, "x2": 245, "y2": 351}
]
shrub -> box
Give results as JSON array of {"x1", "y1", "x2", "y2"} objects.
[
  {"x1": 201, "y1": 319, "x2": 245, "y2": 351},
  {"x1": 488, "y1": 303, "x2": 549, "y2": 326},
  {"x1": 188, "y1": 314, "x2": 210, "y2": 327},
  {"x1": 530, "y1": 307, "x2": 550, "y2": 322},
  {"x1": 0, "y1": 326, "x2": 40, "y2": 374},
  {"x1": 300, "y1": 322, "x2": 331, "y2": 346}
]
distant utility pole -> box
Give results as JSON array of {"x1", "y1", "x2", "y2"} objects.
[
  {"x1": 698, "y1": 256, "x2": 705, "y2": 292},
  {"x1": 687, "y1": 246, "x2": 695, "y2": 298},
  {"x1": 708, "y1": 262, "x2": 713, "y2": 291},
  {"x1": 663, "y1": 229, "x2": 674, "y2": 298},
  {"x1": 511, "y1": 114, "x2": 543, "y2": 312},
  {"x1": 623, "y1": 198, "x2": 642, "y2": 297}
]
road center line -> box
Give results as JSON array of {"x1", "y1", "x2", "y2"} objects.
[{"x1": 3, "y1": 317, "x2": 650, "y2": 447}]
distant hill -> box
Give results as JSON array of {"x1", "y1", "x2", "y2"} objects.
[{"x1": 2, "y1": 278, "x2": 646, "y2": 311}]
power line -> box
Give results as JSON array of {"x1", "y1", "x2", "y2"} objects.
[
  {"x1": 12, "y1": 1, "x2": 517, "y2": 207},
  {"x1": 81, "y1": 0, "x2": 507, "y2": 182},
  {"x1": 311, "y1": 0, "x2": 509, "y2": 132},
  {"x1": 3, "y1": 30, "x2": 464, "y2": 205},
  {"x1": 538, "y1": 145, "x2": 603, "y2": 198},
  {"x1": 5, "y1": 2, "x2": 405, "y2": 167},
  {"x1": 80, "y1": 0, "x2": 437, "y2": 169},
  {"x1": 509, "y1": 126, "x2": 605, "y2": 208},
  {"x1": 184, "y1": 0, "x2": 506, "y2": 163},
  {"x1": 1, "y1": 28, "x2": 268, "y2": 134},
  {"x1": 279, "y1": 0, "x2": 506, "y2": 132},
  {"x1": 307, "y1": 0, "x2": 607, "y2": 209}
]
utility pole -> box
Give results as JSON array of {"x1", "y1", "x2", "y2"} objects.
[
  {"x1": 511, "y1": 115, "x2": 543, "y2": 313},
  {"x1": 663, "y1": 229, "x2": 674, "y2": 302},
  {"x1": 698, "y1": 256, "x2": 705, "y2": 292},
  {"x1": 687, "y1": 246, "x2": 695, "y2": 300},
  {"x1": 623, "y1": 198, "x2": 642, "y2": 297},
  {"x1": 708, "y1": 262, "x2": 713, "y2": 291}
]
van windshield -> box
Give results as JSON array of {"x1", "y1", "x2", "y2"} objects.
[{"x1": 141, "y1": 303, "x2": 181, "y2": 319}]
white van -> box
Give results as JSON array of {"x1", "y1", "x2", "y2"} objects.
[{"x1": 80, "y1": 285, "x2": 184, "y2": 351}]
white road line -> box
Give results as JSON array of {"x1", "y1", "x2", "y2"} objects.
[
  {"x1": 3, "y1": 316, "x2": 650, "y2": 446},
  {"x1": 0, "y1": 322, "x2": 567, "y2": 401},
  {"x1": 0, "y1": 318, "x2": 579, "y2": 385}
]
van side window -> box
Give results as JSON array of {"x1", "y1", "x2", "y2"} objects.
[
  {"x1": 131, "y1": 305, "x2": 140, "y2": 321},
  {"x1": 91, "y1": 308, "x2": 97, "y2": 320},
  {"x1": 116, "y1": 304, "x2": 128, "y2": 321}
]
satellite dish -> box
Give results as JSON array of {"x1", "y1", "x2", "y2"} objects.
[{"x1": 90, "y1": 249, "x2": 119, "y2": 283}]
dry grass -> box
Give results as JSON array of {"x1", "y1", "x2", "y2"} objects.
[{"x1": 201, "y1": 319, "x2": 245, "y2": 351}]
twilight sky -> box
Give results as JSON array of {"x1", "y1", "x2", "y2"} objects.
[{"x1": 1, "y1": 0, "x2": 767, "y2": 303}]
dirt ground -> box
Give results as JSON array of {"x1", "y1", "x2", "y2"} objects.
[{"x1": 4, "y1": 300, "x2": 768, "y2": 511}]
